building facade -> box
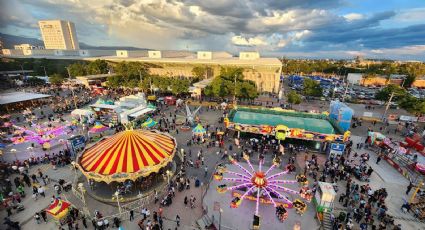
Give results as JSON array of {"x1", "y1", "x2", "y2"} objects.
[
  {"x1": 14, "y1": 44, "x2": 44, "y2": 50},
  {"x1": 89, "y1": 51, "x2": 282, "y2": 93},
  {"x1": 38, "y1": 20, "x2": 79, "y2": 50}
]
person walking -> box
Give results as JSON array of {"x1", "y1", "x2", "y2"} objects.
[
  {"x1": 376, "y1": 153, "x2": 382, "y2": 165},
  {"x1": 40, "y1": 210, "x2": 48, "y2": 223},
  {"x1": 38, "y1": 186, "x2": 45, "y2": 198},
  {"x1": 184, "y1": 196, "x2": 188, "y2": 207},
  {"x1": 204, "y1": 166, "x2": 208, "y2": 178},
  {"x1": 82, "y1": 216, "x2": 88, "y2": 229},
  {"x1": 130, "y1": 210, "x2": 134, "y2": 221},
  {"x1": 34, "y1": 212, "x2": 41, "y2": 224},
  {"x1": 406, "y1": 182, "x2": 414, "y2": 195},
  {"x1": 176, "y1": 215, "x2": 180, "y2": 227}
]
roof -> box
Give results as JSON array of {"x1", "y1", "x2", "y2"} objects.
[
  {"x1": 128, "y1": 107, "x2": 155, "y2": 118},
  {"x1": 85, "y1": 56, "x2": 282, "y2": 67},
  {"x1": 77, "y1": 130, "x2": 176, "y2": 183},
  {"x1": 230, "y1": 108, "x2": 336, "y2": 134},
  {"x1": 75, "y1": 73, "x2": 115, "y2": 79},
  {"x1": 0, "y1": 92, "x2": 51, "y2": 105},
  {"x1": 193, "y1": 78, "x2": 214, "y2": 89},
  {"x1": 89, "y1": 104, "x2": 120, "y2": 110}
]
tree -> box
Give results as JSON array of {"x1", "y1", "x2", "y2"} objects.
[
  {"x1": 170, "y1": 78, "x2": 190, "y2": 95},
  {"x1": 375, "y1": 84, "x2": 406, "y2": 101},
  {"x1": 68, "y1": 62, "x2": 87, "y2": 77},
  {"x1": 236, "y1": 81, "x2": 258, "y2": 99},
  {"x1": 192, "y1": 66, "x2": 207, "y2": 80},
  {"x1": 49, "y1": 73, "x2": 65, "y2": 85},
  {"x1": 303, "y1": 78, "x2": 323, "y2": 97},
  {"x1": 87, "y1": 59, "x2": 109, "y2": 75},
  {"x1": 25, "y1": 77, "x2": 46, "y2": 86},
  {"x1": 111, "y1": 61, "x2": 148, "y2": 88},
  {"x1": 286, "y1": 91, "x2": 302, "y2": 107}
]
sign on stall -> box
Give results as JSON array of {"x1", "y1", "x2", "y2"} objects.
[
  {"x1": 399, "y1": 115, "x2": 418, "y2": 122},
  {"x1": 329, "y1": 143, "x2": 345, "y2": 155}
]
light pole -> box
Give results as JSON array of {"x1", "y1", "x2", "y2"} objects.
[
  {"x1": 382, "y1": 77, "x2": 406, "y2": 120},
  {"x1": 114, "y1": 191, "x2": 122, "y2": 214},
  {"x1": 10, "y1": 149, "x2": 17, "y2": 161},
  {"x1": 41, "y1": 66, "x2": 47, "y2": 77},
  {"x1": 166, "y1": 170, "x2": 171, "y2": 185},
  {"x1": 27, "y1": 146, "x2": 34, "y2": 158},
  {"x1": 219, "y1": 208, "x2": 223, "y2": 230},
  {"x1": 65, "y1": 67, "x2": 78, "y2": 109}
]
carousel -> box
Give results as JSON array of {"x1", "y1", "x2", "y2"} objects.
[{"x1": 76, "y1": 129, "x2": 177, "y2": 202}]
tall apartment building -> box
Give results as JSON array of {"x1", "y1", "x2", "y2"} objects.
[{"x1": 38, "y1": 20, "x2": 79, "y2": 50}]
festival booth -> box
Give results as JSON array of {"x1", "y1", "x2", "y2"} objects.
[
  {"x1": 192, "y1": 124, "x2": 206, "y2": 136},
  {"x1": 165, "y1": 96, "x2": 176, "y2": 106},
  {"x1": 76, "y1": 129, "x2": 177, "y2": 201},
  {"x1": 89, "y1": 122, "x2": 109, "y2": 134},
  {"x1": 71, "y1": 109, "x2": 94, "y2": 121},
  {"x1": 225, "y1": 107, "x2": 350, "y2": 152},
  {"x1": 46, "y1": 198, "x2": 71, "y2": 225},
  {"x1": 313, "y1": 182, "x2": 336, "y2": 219}
]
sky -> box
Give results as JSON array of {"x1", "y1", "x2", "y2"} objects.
[{"x1": 1, "y1": 0, "x2": 425, "y2": 60}]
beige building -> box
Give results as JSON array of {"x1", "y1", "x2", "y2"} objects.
[
  {"x1": 87, "y1": 51, "x2": 282, "y2": 93},
  {"x1": 39, "y1": 20, "x2": 79, "y2": 50},
  {"x1": 14, "y1": 44, "x2": 44, "y2": 50},
  {"x1": 2, "y1": 49, "x2": 24, "y2": 56}
]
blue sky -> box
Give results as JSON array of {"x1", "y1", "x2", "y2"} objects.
[{"x1": 1, "y1": 0, "x2": 425, "y2": 60}]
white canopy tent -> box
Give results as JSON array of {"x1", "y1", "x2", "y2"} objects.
[{"x1": 71, "y1": 109, "x2": 94, "y2": 118}]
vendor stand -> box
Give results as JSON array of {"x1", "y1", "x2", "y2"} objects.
[
  {"x1": 46, "y1": 198, "x2": 71, "y2": 226},
  {"x1": 313, "y1": 182, "x2": 336, "y2": 220}
]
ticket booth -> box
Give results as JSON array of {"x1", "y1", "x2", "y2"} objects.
[{"x1": 313, "y1": 182, "x2": 336, "y2": 214}]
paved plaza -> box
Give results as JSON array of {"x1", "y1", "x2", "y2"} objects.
[{"x1": 1, "y1": 99, "x2": 425, "y2": 230}]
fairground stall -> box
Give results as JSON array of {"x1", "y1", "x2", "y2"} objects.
[
  {"x1": 46, "y1": 198, "x2": 72, "y2": 226},
  {"x1": 225, "y1": 105, "x2": 352, "y2": 154},
  {"x1": 313, "y1": 182, "x2": 336, "y2": 215},
  {"x1": 76, "y1": 129, "x2": 177, "y2": 202}
]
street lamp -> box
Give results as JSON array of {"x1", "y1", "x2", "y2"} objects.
[
  {"x1": 10, "y1": 149, "x2": 17, "y2": 161},
  {"x1": 114, "y1": 191, "x2": 122, "y2": 214},
  {"x1": 27, "y1": 146, "x2": 34, "y2": 158},
  {"x1": 166, "y1": 170, "x2": 171, "y2": 185},
  {"x1": 40, "y1": 66, "x2": 48, "y2": 77}
]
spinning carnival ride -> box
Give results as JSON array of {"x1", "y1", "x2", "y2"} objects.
[{"x1": 215, "y1": 155, "x2": 308, "y2": 225}]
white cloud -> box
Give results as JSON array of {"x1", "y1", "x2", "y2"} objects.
[
  {"x1": 231, "y1": 35, "x2": 268, "y2": 46},
  {"x1": 343, "y1": 13, "x2": 364, "y2": 21},
  {"x1": 294, "y1": 30, "x2": 311, "y2": 40},
  {"x1": 371, "y1": 49, "x2": 384, "y2": 54}
]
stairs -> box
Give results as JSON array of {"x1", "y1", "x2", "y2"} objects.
[
  {"x1": 197, "y1": 215, "x2": 213, "y2": 230},
  {"x1": 322, "y1": 212, "x2": 333, "y2": 230}
]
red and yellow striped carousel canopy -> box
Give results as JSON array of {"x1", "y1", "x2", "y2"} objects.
[{"x1": 78, "y1": 129, "x2": 176, "y2": 183}]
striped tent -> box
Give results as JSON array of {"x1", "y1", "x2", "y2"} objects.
[
  {"x1": 192, "y1": 124, "x2": 206, "y2": 136},
  {"x1": 77, "y1": 130, "x2": 176, "y2": 183},
  {"x1": 89, "y1": 122, "x2": 109, "y2": 133},
  {"x1": 46, "y1": 199, "x2": 71, "y2": 220}
]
